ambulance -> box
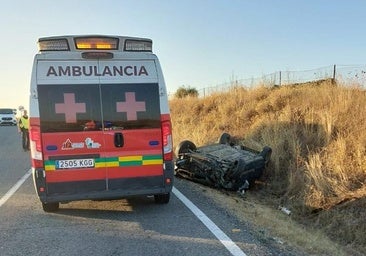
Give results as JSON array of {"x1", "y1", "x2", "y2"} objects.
[{"x1": 29, "y1": 35, "x2": 174, "y2": 212}]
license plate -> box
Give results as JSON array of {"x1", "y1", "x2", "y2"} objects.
[{"x1": 56, "y1": 158, "x2": 95, "y2": 169}]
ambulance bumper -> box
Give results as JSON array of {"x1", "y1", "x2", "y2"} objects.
[{"x1": 32, "y1": 161, "x2": 174, "y2": 204}]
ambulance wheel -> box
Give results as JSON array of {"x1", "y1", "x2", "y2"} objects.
[
  {"x1": 154, "y1": 193, "x2": 170, "y2": 204},
  {"x1": 42, "y1": 202, "x2": 59, "y2": 212}
]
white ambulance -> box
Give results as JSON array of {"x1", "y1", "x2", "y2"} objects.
[{"x1": 29, "y1": 35, "x2": 174, "y2": 212}]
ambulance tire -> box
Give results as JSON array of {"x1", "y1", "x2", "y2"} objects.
[
  {"x1": 42, "y1": 202, "x2": 59, "y2": 212},
  {"x1": 154, "y1": 193, "x2": 170, "y2": 204}
]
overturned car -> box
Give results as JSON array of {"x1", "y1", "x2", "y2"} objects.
[{"x1": 175, "y1": 133, "x2": 272, "y2": 192}]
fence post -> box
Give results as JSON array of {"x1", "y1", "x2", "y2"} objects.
[
  {"x1": 332, "y1": 65, "x2": 336, "y2": 83},
  {"x1": 279, "y1": 71, "x2": 282, "y2": 86}
]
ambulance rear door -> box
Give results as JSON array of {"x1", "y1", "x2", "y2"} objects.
[
  {"x1": 98, "y1": 59, "x2": 165, "y2": 194},
  {"x1": 36, "y1": 59, "x2": 108, "y2": 197}
]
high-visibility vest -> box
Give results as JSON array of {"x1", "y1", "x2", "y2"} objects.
[{"x1": 19, "y1": 116, "x2": 29, "y2": 129}]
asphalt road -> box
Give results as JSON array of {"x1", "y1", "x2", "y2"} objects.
[{"x1": 0, "y1": 125, "x2": 294, "y2": 256}]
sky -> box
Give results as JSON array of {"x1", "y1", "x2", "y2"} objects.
[{"x1": 1, "y1": 0, "x2": 366, "y2": 110}]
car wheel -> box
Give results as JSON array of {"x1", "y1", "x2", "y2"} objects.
[
  {"x1": 42, "y1": 202, "x2": 59, "y2": 212},
  {"x1": 218, "y1": 132, "x2": 231, "y2": 144},
  {"x1": 154, "y1": 193, "x2": 170, "y2": 204},
  {"x1": 175, "y1": 140, "x2": 196, "y2": 156},
  {"x1": 260, "y1": 146, "x2": 272, "y2": 166}
]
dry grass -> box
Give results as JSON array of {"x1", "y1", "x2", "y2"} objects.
[{"x1": 170, "y1": 79, "x2": 366, "y2": 254}]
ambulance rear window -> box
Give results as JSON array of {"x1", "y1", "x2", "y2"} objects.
[{"x1": 37, "y1": 83, "x2": 161, "y2": 132}]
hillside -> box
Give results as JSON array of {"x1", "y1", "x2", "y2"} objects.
[{"x1": 169, "y1": 79, "x2": 366, "y2": 255}]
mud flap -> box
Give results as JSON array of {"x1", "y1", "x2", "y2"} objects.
[{"x1": 33, "y1": 169, "x2": 47, "y2": 199}]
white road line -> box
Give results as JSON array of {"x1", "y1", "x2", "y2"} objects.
[
  {"x1": 0, "y1": 169, "x2": 32, "y2": 208},
  {"x1": 172, "y1": 187, "x2": 247, "y2": 256},
  {"x1": 1, "y1": 173, "x2": 247, "y2": 256}
]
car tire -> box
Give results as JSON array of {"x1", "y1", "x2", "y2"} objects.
[
  {"x1": 260, "y1": 146, "x2": 272, "y2": 166},
  {"x1": 175, "y1": 140, "x2": 196, "y2": 156},
  {"x1": 218, "y1": 132, "x2": 231, "y2": 144}
]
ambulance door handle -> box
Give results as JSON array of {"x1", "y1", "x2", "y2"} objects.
[{"x1": 114, "y1": 132, "x2": 124, "y2": 147}]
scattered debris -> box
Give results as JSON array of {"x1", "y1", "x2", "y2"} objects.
[
  {"x1": 174, "y1": 133, "x2": 272, "y2": 192},
  {"x1": 278, "y1": 206, "x2": 291, "y2": 215},
  {"x1": 273, "y1": 237, "x2": 284, "y2": 244}
]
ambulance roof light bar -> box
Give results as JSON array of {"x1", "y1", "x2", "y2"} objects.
[{"x1": 38, "y1": 36, "x2": 153, "y2": 52}]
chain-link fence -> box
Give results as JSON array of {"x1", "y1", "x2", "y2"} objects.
[
  {"x1": 172, "y1": 64, "x2": 366, "y2": 98},
  {"x1": 335, "y1": 64, "x2": 366, "y2": 86}
]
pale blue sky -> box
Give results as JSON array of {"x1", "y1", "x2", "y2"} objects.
[{"x1": 1, "y1": 0, "x2": 365, "y2": 109}]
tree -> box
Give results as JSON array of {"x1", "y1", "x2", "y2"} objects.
[{"x1": 174, "y1": 86, "x2": 199, "y2": 98}]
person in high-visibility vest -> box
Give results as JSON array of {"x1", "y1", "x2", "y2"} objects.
[{"x1": 18, "y1": 110, "x2": 30, "y2": 151}]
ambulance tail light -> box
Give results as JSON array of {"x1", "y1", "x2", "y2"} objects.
[
  {"x1": 29, "y1": 126, "x2": 43, "y2": 168},
  {"x1": 124, "y1": 39, "x2": 152, "y2": 52},
  {"x1": 162, "y1": 120, "x2": 173, "y2": 161}
]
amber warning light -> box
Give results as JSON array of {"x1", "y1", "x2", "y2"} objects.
[{"x1": 75, "y1": 37, "x2": 119, "y2": 50}]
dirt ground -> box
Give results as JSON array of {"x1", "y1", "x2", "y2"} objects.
[{"x1": 181, "y1": 178, "x2": 363, "y2": 256}]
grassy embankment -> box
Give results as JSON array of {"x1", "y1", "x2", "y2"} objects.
[{"x1": 170, "y1": 79, "x2": 366, "y2": 255}]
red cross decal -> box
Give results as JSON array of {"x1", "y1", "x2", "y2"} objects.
[
  {"x1": 55, "y1": 93, "x2": 86, "y2": 123},
  {"x1": 116, "y1": 92, "x2": 146, "y2": 121}
]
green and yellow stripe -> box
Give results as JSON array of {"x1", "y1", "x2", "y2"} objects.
[{"x1": 44, "y1": 154, "x2": 163, "y2": 171}]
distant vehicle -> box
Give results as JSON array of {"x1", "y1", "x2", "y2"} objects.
[
  {"x1": 29, "y1": 35, "x2": 174, "y2": 212},
  {"x1": 175, "y1": 133, "x2": 272, "y2": 192},
  {"x1": 0, "y1": 108, "x2": 17, "y2": 126}
]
